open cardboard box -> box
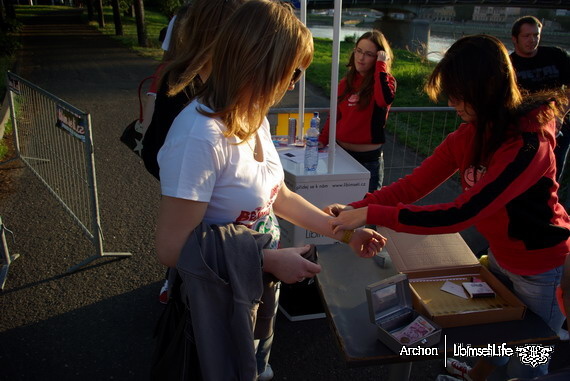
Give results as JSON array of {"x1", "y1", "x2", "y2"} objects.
[{"x1": 378, "y1": 228, "x2": 526, "y2": 328}]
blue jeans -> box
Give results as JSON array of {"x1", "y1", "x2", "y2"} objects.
[
  {"x1": 360, "y1": 151, "x2": 384, "y2": 193},
  {"x1": 344, "y1": 146, "x2": 384, "y2": 193},
  {"x1": 485, "y1": 251, "x2": 564, "y2": 378}
]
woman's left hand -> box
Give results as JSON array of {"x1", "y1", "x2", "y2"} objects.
[
  {"x1": 329, "y1": 207, "x2": 368, "y2": 234},
  {"x1": 349, "y1": 227, "x2": 387, "y2": 258}
]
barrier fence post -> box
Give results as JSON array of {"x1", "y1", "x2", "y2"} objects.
[
  {"x1": 5, "y1": 72, "x2": 131, "y2": 273},
  {"x1": 0, "y1": 216, "x2": 19, "y2": 290}
]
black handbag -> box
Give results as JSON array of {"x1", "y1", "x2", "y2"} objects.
[{"x1": 120, "y1": 76, "x2": 154, "y2": 157}]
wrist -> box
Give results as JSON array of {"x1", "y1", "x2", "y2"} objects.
[{"x1": 340, "y1": 229, "x2": 355, "y2": 244}]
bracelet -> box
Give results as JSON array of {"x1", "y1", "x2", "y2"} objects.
[{"x1": 341, "y1": 229, "x2": 355, "y2": 244}]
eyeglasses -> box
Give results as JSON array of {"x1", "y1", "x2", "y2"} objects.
[
  {"x1": 353, "y1": 47, "x2": 377, "y2": 59},
  {"x1": 291, "y1": 68, "x2": 303, "y2": 84}
]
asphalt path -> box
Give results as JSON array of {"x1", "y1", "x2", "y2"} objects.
[{"x1": 0, "y1": 7, "x2": 568, "y2": 381}]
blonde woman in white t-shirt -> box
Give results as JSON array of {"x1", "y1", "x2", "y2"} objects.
[
  {"x1": 155, "y1": 0, "x2": 386, "y2": 378},
  {"x1": 157, "y1": 0, "x2": 384, "y2": 287}
]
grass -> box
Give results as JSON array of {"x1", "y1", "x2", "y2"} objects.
[
  {"x1": 308, "y1": 37, "x2": 438, "y2": 107},
  {"x1": 307, "y1": 37, "x2": 455, "y2": 157},
  {"x1": 0, "y1": 116, "x2": 13, "y2": 161},
  {"x1": 91, "y1": 6, "x2": 168, "y2": 60},
  {"x1": 3, "y1": 5, "x2": 449, "y2": 159}
]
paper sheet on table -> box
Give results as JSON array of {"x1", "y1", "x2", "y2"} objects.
[{"x1": 278, "y1": 147, "x2": 328, "y2": 164}]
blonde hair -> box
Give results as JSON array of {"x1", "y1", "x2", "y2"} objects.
[
  {"x1": 199, "y1": 0, "x2": 313, "y2": 141},
  {"x1": 161, "y1": 0, "x2": 247, "y2": 96}
]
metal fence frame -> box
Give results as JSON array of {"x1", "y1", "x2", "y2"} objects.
[
  {"x1": 5, "y1": 72, "x2": 130, "y2": 273},
  {"x1": 268, "y1": 105, "x2": 458, "y2": 180},
  {"x1": 270, "y1": 105, "x2": 570, "y2": 208},
  {"x1": 1, "y1": 216, "x2": 19, "y2": 290}
]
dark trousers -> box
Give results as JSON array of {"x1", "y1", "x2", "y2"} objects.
[{"x1": 344, "y1": 146, "x2": 384, "y2": 193}]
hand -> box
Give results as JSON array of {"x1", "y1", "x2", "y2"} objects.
[
  {"x1": 377, "y1": 50, "x2": 390, "y2": 62},
  {"x1": 262, "y1": 245, "x2": 322, "y2": 284},
  {"x1": 348, "y1": 228, "x2": 387, "y2": 258},
  {"x1": 329, "y1": 207, "x2": 368, "y2": 233},
  {"x1": 323, "y1": 203, "x2": 353, "y2": 217}
]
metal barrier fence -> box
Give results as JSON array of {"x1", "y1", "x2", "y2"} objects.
[
  {"x1": 268, "y1": 106, "x2": 459, "y2": 184},
  {"x1": 271, "y1": 105, "x2": 570, "y2": 211},
  {"x1": 1, "y1": 216, "x2": 19, "y2": 290},
  {"x1": 5, "y1": 72, "x2": 130, "y2": 273}
]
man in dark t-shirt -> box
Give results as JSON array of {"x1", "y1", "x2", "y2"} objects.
[{"x1": 510, "y1": 15, "x2": 570, "y2": 181}]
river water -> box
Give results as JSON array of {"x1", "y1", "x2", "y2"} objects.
[{"x1": 310, "y1": 25, "x2": 569, "y2": 62}]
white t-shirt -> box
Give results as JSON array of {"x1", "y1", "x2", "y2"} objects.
[{"x1": 158, "y1": 99, "x2": 284, "y2": 246}]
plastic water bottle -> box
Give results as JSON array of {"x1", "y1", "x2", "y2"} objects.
[{"x1": 304, "y1": 112, "x2": 320, "y2": 172}]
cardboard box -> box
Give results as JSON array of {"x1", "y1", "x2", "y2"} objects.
[
  {"x1": 366, "y1": 273, "x2": 442, "y2": 353},
  {"x1": 378, "y1": 228, "x2": 526, "y2": 328}
]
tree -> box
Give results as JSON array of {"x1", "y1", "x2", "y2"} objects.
[
  {"x1": 2, "y1": 0, "x2": 15, "y2": 21},
  {"x1": 86, "y1": 0, "x2": 94, "y2": 22},
  {"x1": 161, "y1": 0, "x2": 184, "y2": 19},
  {"x1": 111, "y1": 0, "x2": 123, "y2": 36},
  {"x1": 95, "y1": 0, "x2": 105, "y2": 28},
  {"x1": 133, "y1": 0, "x2": 147, "y2": 47}
]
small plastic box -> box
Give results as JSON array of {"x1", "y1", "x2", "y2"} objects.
[{"x1": 366, "y1": 273, "x2": 441, "y2": 353}]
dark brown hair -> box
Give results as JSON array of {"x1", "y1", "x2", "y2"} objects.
[
  {"x1": 425, "y1": 34, "x2": 566, "y2": 168},
  {"x1": 340, "y1": 30, "x2": 393, "y2": 109},
  {"x1": 511, "y1": 15, "x2": 542, "y2": 38}
]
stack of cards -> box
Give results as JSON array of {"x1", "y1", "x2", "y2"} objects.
[
  {"x1": 392, "y1": 316, "x2": 436, "y2": 344},
  {"x1": 462, "y1": 281, "x2": 496, "y2": 298}
]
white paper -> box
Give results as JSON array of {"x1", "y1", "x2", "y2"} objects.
[{"x1": 440, "y1": 280, "x2": 469, "y2": 299}]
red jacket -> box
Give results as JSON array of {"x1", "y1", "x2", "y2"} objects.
[
  {"x1": 350, "y1": 106, "x2": 570, "y2": 275},
  {"x1": 319, "y1": 61, "x2": 396, "y2": 146}
]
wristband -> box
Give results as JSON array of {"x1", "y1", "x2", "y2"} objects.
[{"x1": 341, "y1": 229, "x2": 355, "y2": 244}]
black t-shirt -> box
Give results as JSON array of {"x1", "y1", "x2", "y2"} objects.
[
  {"x1": 141, "y1": 78, "x2": 197, "y2": 180},
  {"x1": 510, "y1": 46, "x2": 570, "y2": 93}
]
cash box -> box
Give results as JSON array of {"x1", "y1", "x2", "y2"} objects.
[
  {"x1": 378, "y1": 228, "x2": 526, "y2": 328},
  {"x1": 366, "y1": 273, "x2": 442, "y2": 353}
]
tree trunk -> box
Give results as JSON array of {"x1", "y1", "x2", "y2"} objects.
[
  {"x1": 3, "y1": 0, "x2": 15, "y2": 20},
  {"x1": 95, "y1": 0, "x2": 104, "y2": 28},
  {"x1": 111, "y1": 0, "x2": 123, "y2": 36},
  {"x1": 133, "y1": 0, "x2": 147, "y2": 48},
  {"x1": 86, "y1": 0, "x2": 94, "y2": 22},
  {"x1": 0, "y1": 1, "x2": 5, "y2": 30}
]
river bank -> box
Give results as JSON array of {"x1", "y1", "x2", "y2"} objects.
[{"x1": 430, "y1": 21, "x2": 570, "y2": 47}]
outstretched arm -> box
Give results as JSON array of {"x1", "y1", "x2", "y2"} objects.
[
  {"x1": 329, "y1": 207, "x2": 368, "y2": 233},
  {"x1": 273, "y1": 183, "x2": 385, "y2": 257}
]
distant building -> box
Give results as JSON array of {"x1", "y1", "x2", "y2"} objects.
[
  {"x1": 472, "y1": 7, "x2": 521, "y2": 23},
  {"x1": 419, "y1": 6, "x2": 455, "y2": 22}
]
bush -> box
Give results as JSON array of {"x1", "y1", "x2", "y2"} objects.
[
  {"x1": 0, "y1": 33, "x2": 20, "y2": 57},
  {"x1": 343, "y1": 33, "x2": 356, "y2": 44},
  {"x1": 164, "y1": 0, "x2": 186, "y2": 17}
]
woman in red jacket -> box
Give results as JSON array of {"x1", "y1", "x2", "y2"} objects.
[
  {"x1": 319, "y1": 30, "x2": 397, "y2": 192},
  {"x1": 327, "y1": 34, "x2": 569, "y2": 380}
]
